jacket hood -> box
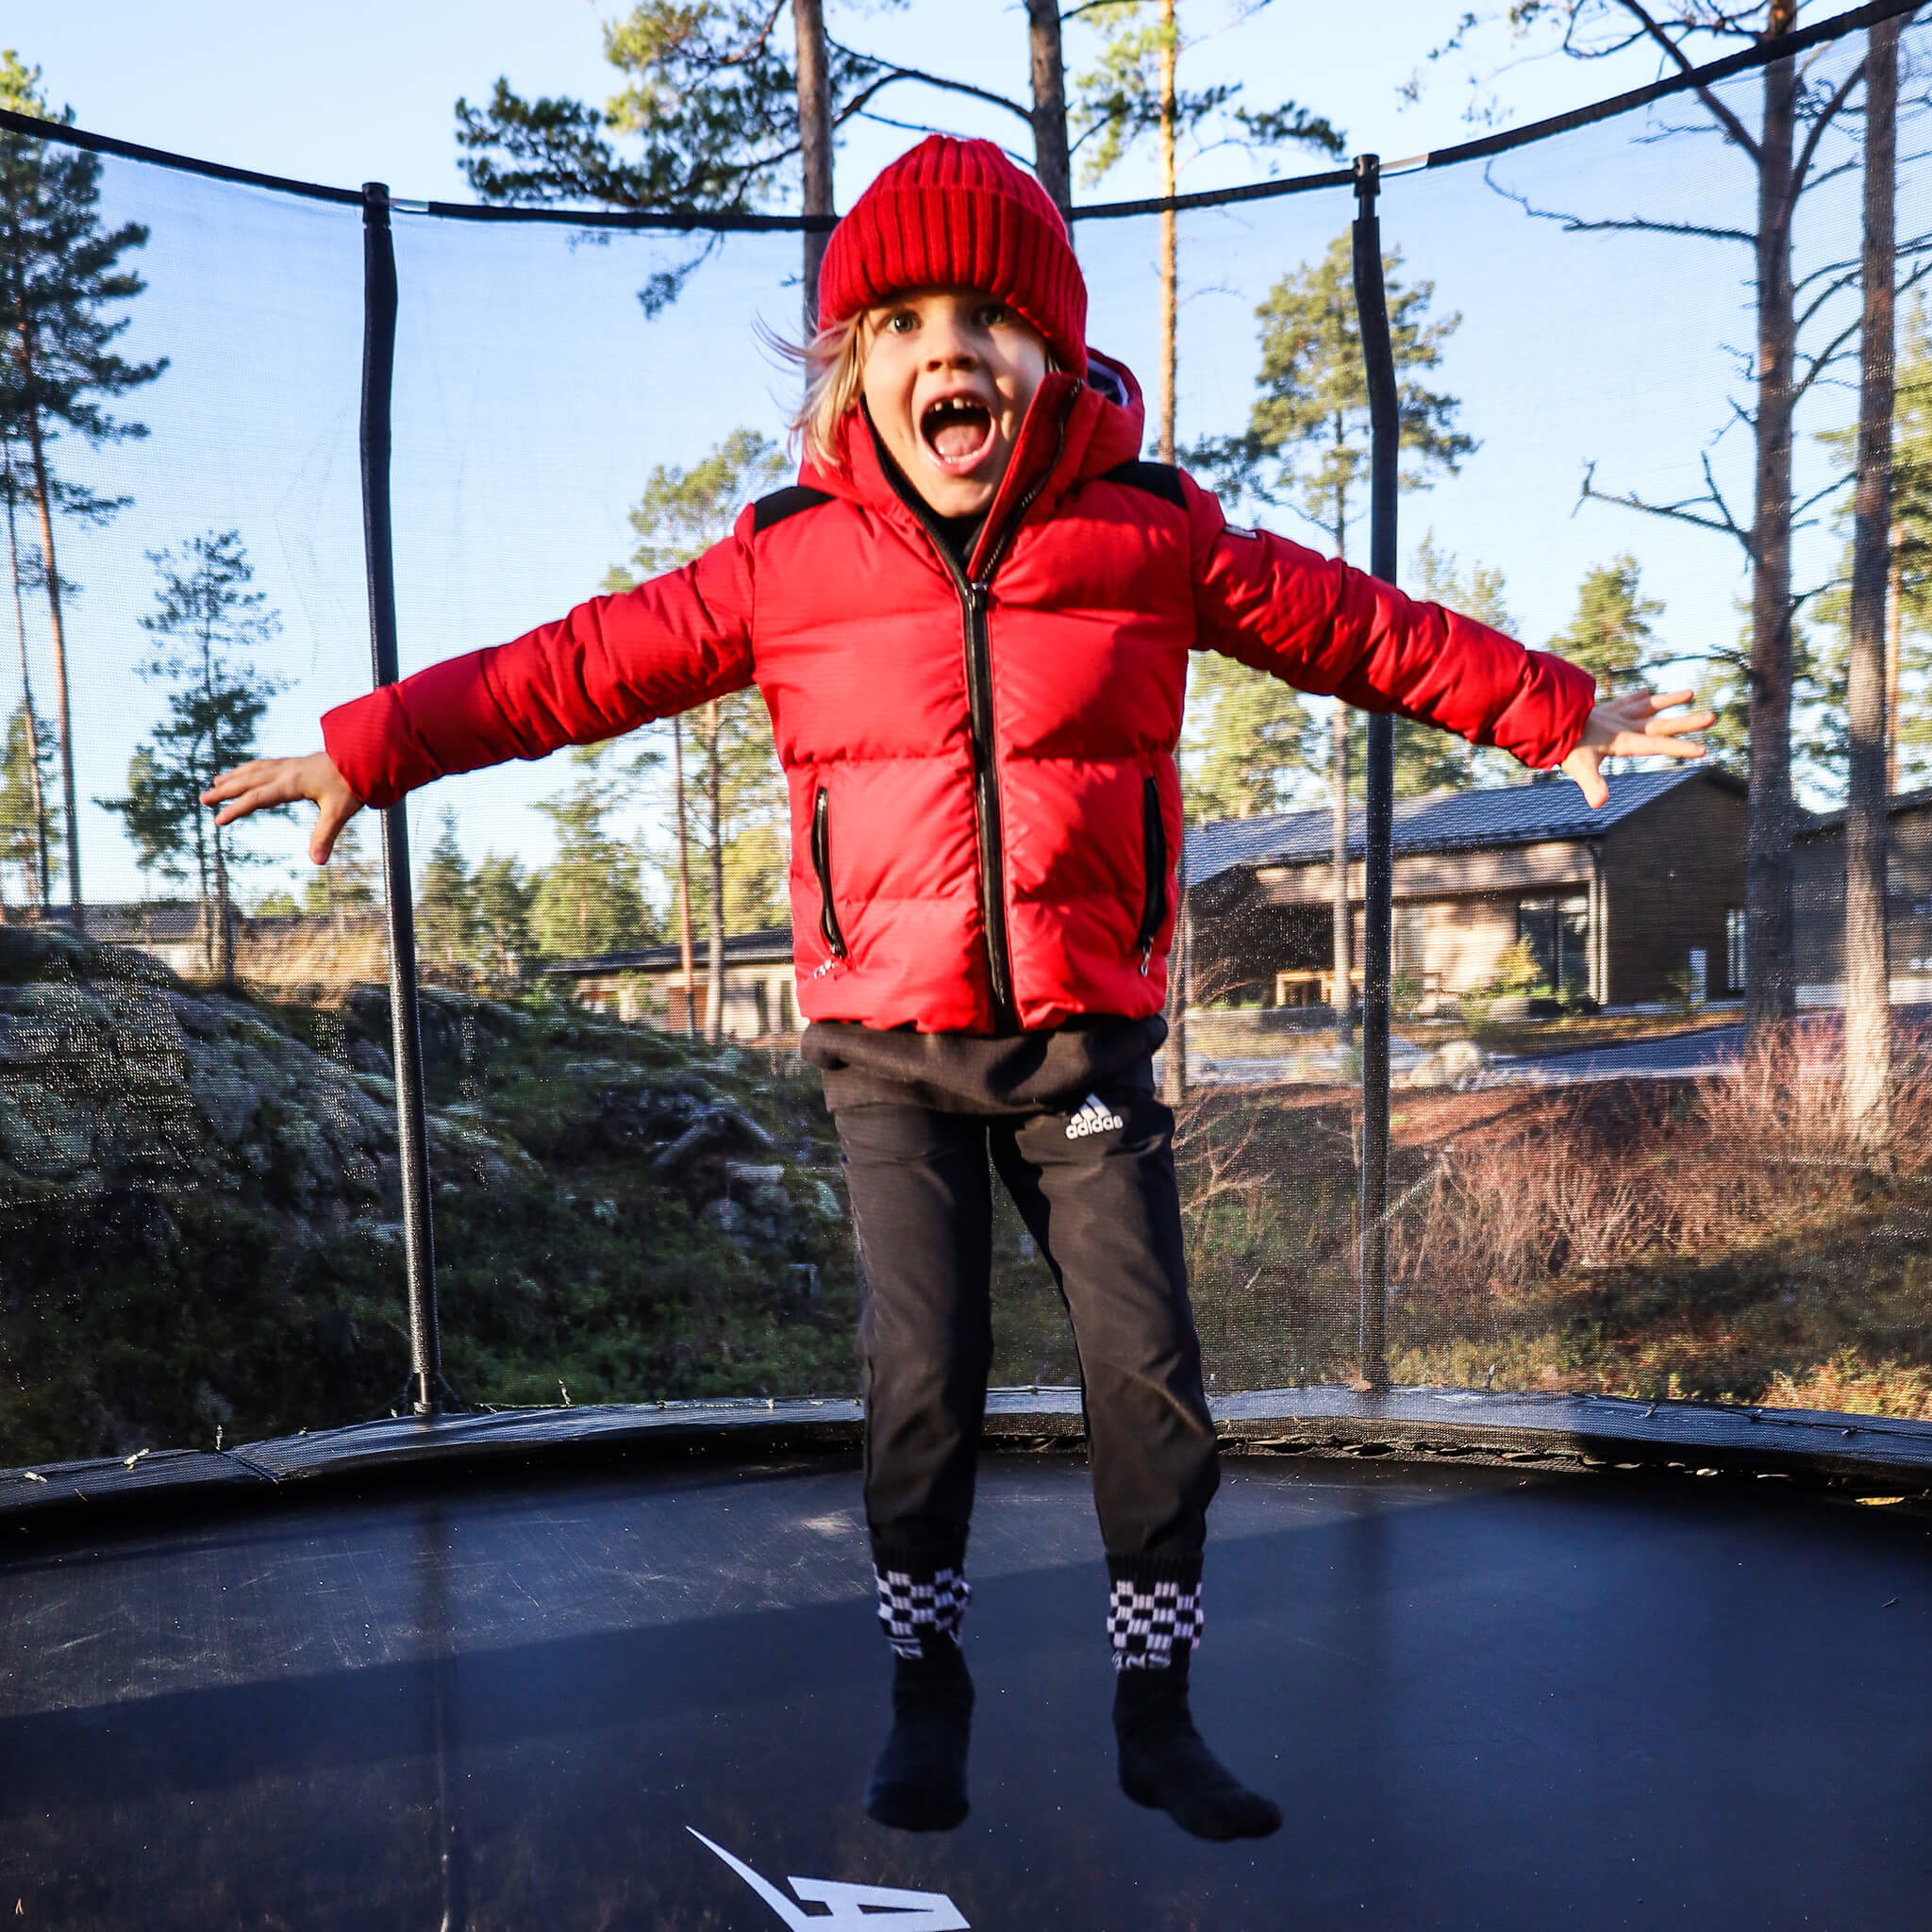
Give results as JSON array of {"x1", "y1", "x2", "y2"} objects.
[{"x1": 800, "y1": 347, "x2": 1148, "y2": 530}]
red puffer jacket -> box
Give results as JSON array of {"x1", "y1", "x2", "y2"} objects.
[{"x1": 324, "y1": 354, "x2": 1594, "y2": 1034}]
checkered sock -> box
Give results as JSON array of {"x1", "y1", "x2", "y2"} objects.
[
  {"x1": 1106, "y1": 1554, "x2": 1204, "y2": 1673},
  {"x1": 1108, "y1": 1555, "x2": 1278, "y2": 1841},
  {"x1": 874, "y1": 1560, "x2": 973, "y2": 1661}
]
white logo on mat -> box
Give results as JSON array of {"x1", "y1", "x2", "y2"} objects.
[
  {"x1": 1066, "y1": 1091, "x2": 1125, "y2": 1140},
  {"x1": 688, "y1": 1829, "x2": 968, "y2": 1929}
]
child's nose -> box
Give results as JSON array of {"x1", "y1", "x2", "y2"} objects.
[{"x1": 924, "y1": 325, "x2": 978, "y2": 369}]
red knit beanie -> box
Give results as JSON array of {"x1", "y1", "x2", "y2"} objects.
[{"x1": 818, "y1": 135, "x2": 1088, "y2": 377}]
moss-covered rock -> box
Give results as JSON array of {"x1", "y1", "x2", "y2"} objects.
[{"x1": 0, "y1": 930, "x2": 858, "y2": 1466}]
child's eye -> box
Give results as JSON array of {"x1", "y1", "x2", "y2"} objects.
[
  {"x1": 977, "y1": 303, "x2": 1013, "y2": 328},
  {"x1": 885, "y1": 309, "x2": 919, "y2": 334}
]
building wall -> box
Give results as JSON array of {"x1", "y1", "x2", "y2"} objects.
[
  {"x1": 1793, "y1": 801, "x2": 1932, "y2": 991},
  {"x1": 1252, "y1": 839, "x2": 1592, "y2": 906},
  {"x1": 1417, "y1": 894, "x2": 1520, "y2": 995},
  {"x1": 568, "y1": 962, "x2": 799, "y2": 1039},
  {"x1": 1599, "y1": 776, "x2": 1747, "y2": 1005}
]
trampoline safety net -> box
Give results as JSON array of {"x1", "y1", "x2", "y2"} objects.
[{"x1": 5, "y1": 10, "x2": 1932, "y2": 1470}]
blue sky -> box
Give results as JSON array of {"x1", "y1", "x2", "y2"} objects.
[{"x1": 7, "y1": 3, "x2": 1898, "y2": 907}]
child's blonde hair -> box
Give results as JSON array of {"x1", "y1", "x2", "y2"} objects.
[{"x1": 775, "y1": 309, "x2": 869, "y2": 472}]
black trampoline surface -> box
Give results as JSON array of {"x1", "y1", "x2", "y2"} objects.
[{"x1": 4, "y1": 1453, "x2": 1930, "y2": 1930}]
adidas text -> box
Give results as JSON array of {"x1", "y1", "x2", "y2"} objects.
[{"x1": 1066, "y1": 1094, "x2": 1125, "y2": 1140}]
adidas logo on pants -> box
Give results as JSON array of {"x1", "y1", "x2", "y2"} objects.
[{"x1": 1066, "y1": 1092, "x2": 1125, "y2": 1140}]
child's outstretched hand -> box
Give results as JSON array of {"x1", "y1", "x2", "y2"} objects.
[
  {"x1": 201, "y1": 750, "x2": 364, "y2": 864},
  {"x1": 1558, "y1": 690, "x2": 1715, "y2": 810}
]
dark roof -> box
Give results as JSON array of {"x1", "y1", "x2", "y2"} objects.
[
  {"x1": 1186, "y1": 766, "x2": 1744, "y2": 890},
  {"x1": 1792, "y1": 783, "x2": 1932, "y2": 841},
  {"x1": 538, "y1": 926, "x2": 795, "y2": 978}
]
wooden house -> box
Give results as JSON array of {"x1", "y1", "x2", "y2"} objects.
[
  {"x1": 1791, "y1": 787, "x2": 1932, "y2": 1004},
  {"x1": 1185, "y1": 767, "x2": 1748, "y2": 1010}
]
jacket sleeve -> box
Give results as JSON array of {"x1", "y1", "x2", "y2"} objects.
[
  {"x1": 1179, "y1": 469, "x2": 1595, "y2": 772},
  {"x1": 321, "y1": 514, "x2": 758, "y2": 808}
]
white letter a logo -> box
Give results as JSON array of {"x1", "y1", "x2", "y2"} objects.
[{"x1": 688, "y1": 1828, "x2": 969, "y2": 1928}]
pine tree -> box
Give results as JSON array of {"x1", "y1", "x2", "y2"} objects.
[
  {"x1": 456, "y1": 7, "x2": 1058, "y2": 321},
  {"x1": 99, "y1": 742, "x2": 177, "y2": 900},
  {"x1": 529, "y1": 743, "x2": 655, "y2": 961},
  {"x1": 0, "y1": 53, "x2": 165, "y2": 929},
  {"x1": 416, "y1": 808, "x2": 479, "y2": 978},
  {"x1": 1, "y1": 425, "x2": 48, "y2": 906},
  {"x1": 0, "y1": 694, "x2": 58, "y2": 910},
  {"x1": 302, "y1": 818, "x2": 378, "y2": 916},
  {"x1": 1070, "y1": 1, "x2": 1343, "y2": 463},
  {"x1": 1181, "y1": 654, "x2": 1316, "y2": 823},
  {"x1": 1547, "y1": 556, "x2": 1665, "y2": 699},
  {"x1": 609, "y1": 428, "x2": 788, "y2": 1040},
  {"x1": 1402, "y1": 535, "x2": 1518, "y2": 795},
  {"x1": 472, "y1": 853, "x2": 534, "y2": 983},
  {"x1": 101, "y1": 532, "x2": 284, "y2": 987},
  {"x1": 1196, "y1": 230, "x2": 1474, "y2": 1043}
]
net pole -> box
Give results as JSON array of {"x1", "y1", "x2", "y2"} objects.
[
  {"x1": 1352, "y1": 154, "x2": 1396, "y2": 1393},
  {"x1": 360, "y1": 180, "x2": 442, "y2": 1418}
]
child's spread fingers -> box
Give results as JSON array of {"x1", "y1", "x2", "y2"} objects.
[
  {"x1": 200, "y1": 760, "x2": 272, "y2": 805},
  {"x1": 1644, "y1": 708, "x2": 1717, "y2": 739},
  {"x1": 1616, "y1": 732, "x2": 1707, "y2": 760}
]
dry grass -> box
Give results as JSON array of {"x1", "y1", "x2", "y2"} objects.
[
  {"x1": 1131, "y1": 1034, "x2": 1932, "y2": 1417},
  {"x1": 228, "y1": 920, "x2": 390, "y2": 994}
]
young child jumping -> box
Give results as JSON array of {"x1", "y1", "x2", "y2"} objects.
[{"x1": 206, "y1": 135, "x2": 1708, "y2": 1843}]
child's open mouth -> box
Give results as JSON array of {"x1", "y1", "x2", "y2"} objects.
[{"x1": 920, "y1": 393, "x2": 996, "y2": 472}]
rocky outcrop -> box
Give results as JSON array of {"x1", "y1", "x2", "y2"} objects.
[
  {"x1": 0, "y1": 924, "x2": 858, "y2": 1466},
  {"x1": 0, "y1": 924, "x2": 396, "y2": 1219}
]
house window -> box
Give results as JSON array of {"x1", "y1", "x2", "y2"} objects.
[
  {"x1": 1515, "y1": 895, "x2": 1591, "y2": 997},
  {"x1": 1725, "y1": 907, "x2": 1746, "y2": 994}
]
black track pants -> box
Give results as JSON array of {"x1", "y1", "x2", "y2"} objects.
[{"x1": 838, "y1": 1071, "x2": 1219, "y2": 1574}]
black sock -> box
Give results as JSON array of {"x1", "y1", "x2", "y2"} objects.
[
  {"x1": 1107, "y1": 1556, "x2": 1278, "y2": 1842},
  {"x1": 1114, "y1": 1658, "x2": 1280, "y2": 1841},
  {"x1": 865, "y1": 1641, "x2": 973, "y2": 1832}
]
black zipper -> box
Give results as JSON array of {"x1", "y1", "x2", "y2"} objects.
[
  {"x1": 873, "y1": 401, "x2": 1072, "y2": 1028},
  {"x1": 810, "y1": 785, "x2": 847, "y2": 959},
  {"x1": 1134, "y1": 774, "x2": 1167, "y2": 974}
]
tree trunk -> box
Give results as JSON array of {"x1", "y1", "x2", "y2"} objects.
[
  {"x1": 212, "y1": 823, "x2": 236, "y2": 991},
  {"x1": 1844, "y1": 14, "x2": 1900, "y2": 1155},
  {"x1": 1025, "y1": 0, "x2": 1073, "y2": 215},
  {"x1": 794, "y1": 0, "x2": 834, "y2": 331},
  {"x1": 1156, "y1": 0, "x2": 1178, "y2": 463},
  {"x1": 1162, "y1": 845, "x2": 1189, "y2": 1104},
  {"x1": 192, "y1": 800, "x2": 211, "y2": 977},
  {"x1": 706, "y1": 700, "x2": 724, "y2": 1044},
  {"x1": 1743, "y1": 3, "x2": 1800, "y2": 1038},
  {"x1": 19, "y1": 402, "x2": 80, "y2": 932},
  {"x1": 1885, "y1": 533, "x2": 1902, "y2": 797},
  {"x1": 673, "y1": 713, "x2": 696, "y2": 1036},
  {"x1": 2, "y1": 439, "x2": 49, "y2": 909}
]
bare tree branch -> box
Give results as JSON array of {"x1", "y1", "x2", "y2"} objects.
[
  {"x1": 1486, "y1": 169, "x2": 1755, "y2": 243},
  {"x1": 1577, "y1": 452, "x2": 1757, "y2": 562},
  {"x1": 1608, "y1": 0, "x2": 1761, "y2": 160},
  {"x1": 1781, "y1": 55, "x2": 1866, "y2": 233},
  {"x1": 826, "y1": 39, "x2": 1035, "y2": 126}
]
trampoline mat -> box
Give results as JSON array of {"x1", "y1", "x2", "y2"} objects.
[{"x1": 2, "y1": 1454, "x2": 1929, "y2": 1929}]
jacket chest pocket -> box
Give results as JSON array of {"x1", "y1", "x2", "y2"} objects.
[
  {"x1": 810, "y1": 786, "x2": 848, "y2": 959},
  {"x1": 1133, "y1": 775, "x2": 1167, "y2": 975}
]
